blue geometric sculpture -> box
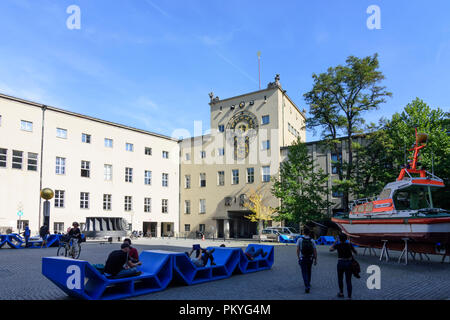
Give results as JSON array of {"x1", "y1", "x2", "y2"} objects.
[
  {"x1": 0, "y1": 233, "x2": 64, "y2": 249},
  {"x1": 235, "y1": 244, "x2": 274, "y2": 273},
  {"x1": 278, "y1": 234, "x2": 300, "y2": 244},
  {"x1": 315, "y1": 236, "x2": 336, "y2": 245}
]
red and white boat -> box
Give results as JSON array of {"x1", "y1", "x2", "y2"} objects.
[{"x1": 332, "y1": 130, "x2": 450, "y2": 255}]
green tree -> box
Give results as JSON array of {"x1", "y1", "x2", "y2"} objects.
[
  {"x1": 304, "y1": 54, "x2": 392, "y2": 210},
  {"x1": 271, "y1": 138, "x2": 332, "y2": 225}
]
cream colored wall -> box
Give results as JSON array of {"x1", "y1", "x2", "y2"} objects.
[
  {"x1": 279, "y1": 93, "x2": 306, "y2": 147},
  {"x1": 0, "y1": 98, "x2": 42, "y2": 234}
]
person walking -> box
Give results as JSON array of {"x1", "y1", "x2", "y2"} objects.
[
  {"x1": 23, "y1": 224, "x2": 30, "y2": 247},
  {"x1": 330, "y1": 233, "x2": 358, "y2": 299},
  {"x1": 296, "y1": 228, "x2": 317, "y2": 293}
]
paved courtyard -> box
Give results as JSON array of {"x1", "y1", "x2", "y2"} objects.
[{"x1": 0, "y1": 238, "x2": 449, "y2": 300}]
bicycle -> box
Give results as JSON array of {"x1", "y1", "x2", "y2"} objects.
[{"x1": 57, "y1": 237, "x2": 81, "y2": 259}]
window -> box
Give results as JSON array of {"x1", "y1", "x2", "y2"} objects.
[
  {"x1": 82, "y1": 133, "x2": 91, "y2": 144},
  {"x1": 218, "y1": 148, "x2": 225, "y2": 156},
  {"x1": 199, "y1": 224, "x2": 205, "y2": 232},
  {"x1": 162, "y1": 173, "x2": 168, "y2": 187},
  {"x1": 126, "y1": 143, "x2": 134, "y2": 152},
  {"x1": 247, "y1": 168, "x2": 254, "y2": 183},
  {"x1": 224, "y1": 197, "x2": 232, "y2": 206},
  {"x1": 218, "y1": 125, "x2": 225, "y2": 132},
  {"x1": 262, "y1": 115, "x2": 270, "y2": 125},
  {"x1": 162, "y1": 199, "x2": 168, "y2": 213},
  {"x1": 81, "y1": 161, "x2": 90, "y2": 178},
  {"x1": 185, "y1": 200, "x2": 191, "y2": 214},
  {"x1": 162, "y1": 151, "x2": 169, "y2": 159},
  {"x1": 145, "y1": 147, "x2": 152, "y2": 155},
  {"x1": 27, "y1": 152, "x2": 38, "y2": 171},
  {"x1": 125, "y1": 167, "x2": 133, "y2": 182},
  {"x1": 20, "y1": 120, "x2": 33, "y2": 132},
  {"x1": 56, "y1": 128, "x2": 67, "y2": 139},
  {"x1": 185, "y1": 153, "x2": 190, "y2": 161},
  {"x1": 55, "y1": 190, "x2": 65, "y2": 208},
  {"x1": 17, "y1": 220, "x2": 29, "y2": 231},
  {"x1": 103, "y1": 194, "x2": 112, "y2": 210},
  {"x1": 104, "y1": 164, "x2": 112, "y2": 181},
  {"x1": 218, "y1": 171, "x2": 225, "y2": 186},
  {"x1": 331, "y1": 152, "x2": 342, "y2": 174},
  {"x1": 80, "y1": 192, "x2": 89, "y2": 209},
  {"x1": 124, "y1": 196, "x2": 132, "y2": 211},
  {"x1": 0, "y1": 115, "x2": 2, "y2": 126},
  {"x1": 54, "y1": 222, "x2": 64, "y2": 233},
  {"x1": 144, "y1": 170, "x2": 152, "y2": 185},
  {"x1": 200, "y1": 151, "x2": 206, "y2": 158},
  {"x1": 262, "y1": 140, "x2": 270, "y2": 150},
  {"x1": 56, "y1": 157, "x2": 66, "y2": 175},
  {"x1": 200, "y1": 173, "x2": 206, "y2": 187},
  {"x1": 332, "y1": 191, "x2": 343, "y2": 198},
  {"x1": 232, "y1": 169, "x2": 239, "y2": 185},
  {"x1": 184, "y1": 224, "x2": 190, "y2": 232},
  {"x1": 12, "y1": 150, "x2": 23, "y2": 169},
  {"x1": 262, "y1": 166, "x2": 271, "y2": 182},
  {"x1": 185, "y1": 175, "x2": 191, "y2": 189},
  {"x1": 199, "y1": 199, "x2": 206, "y2": 214},
  {"x1": 0, "y1": 148, "x2": 7, "y2": 167},
  {"x1": 144, "y1": 198, "x2": 151, "y2": 213},
  {"x1": 104, "y1": 138, "x2": 113, "y2": 148}
]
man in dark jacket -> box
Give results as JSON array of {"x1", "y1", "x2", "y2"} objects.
[{"x1": 104, "y1": 243, "x2": 141, "y2": 278}]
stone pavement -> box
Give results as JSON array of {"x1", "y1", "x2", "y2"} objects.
[{"x1": 0, "y1": 239, "x2": 449, "y2": 300}]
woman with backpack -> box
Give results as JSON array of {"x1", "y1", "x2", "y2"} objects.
[
  {"x1": 296, "y1": 228, "x2": 317, "y2": 293},
  {"x1": 330, "y1": 233, "x2": 358, "y2": 299}
]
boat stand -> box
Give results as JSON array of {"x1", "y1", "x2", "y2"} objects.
[
  {"x1": 362, "y1": 246, "x2": 377, "y2": 256},
  {"x1": 398, "y1": 238, "x2": 411, "y2": 265},
  {"x1": 410, "y1": 252, "x2": 430, "y2": 261},
  {"x1": 379, "y1": 240, "x2": 390, "y2": 262}
]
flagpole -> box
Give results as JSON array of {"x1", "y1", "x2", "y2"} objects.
[{"x1": 257, "y1": 51, "x2": 261, "y2": 89}]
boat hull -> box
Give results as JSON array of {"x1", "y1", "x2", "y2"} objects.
[{"x1": 332, "y1": 216, "x2": 450, "y2": 254}]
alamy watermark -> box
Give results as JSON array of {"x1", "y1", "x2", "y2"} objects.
[
  {"x1": 66, "y1": 5, "x2": 81, "y2": 30},
  {"x1": 367, "y1": 5, "x2": 381, "y2": 30}
]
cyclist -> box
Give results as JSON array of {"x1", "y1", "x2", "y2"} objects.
[{"x1": 68, "y1": 222, "x2": 82, "y2": 242}]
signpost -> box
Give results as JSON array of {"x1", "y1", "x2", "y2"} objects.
[{"x1": 17, "y1": 209, "x2": 23, "y2": 234}]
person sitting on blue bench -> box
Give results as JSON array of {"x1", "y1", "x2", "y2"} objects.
[
  {"x1": 103, "y1": 243, "x2": 142, "y2": 278},
  {"x1": 244, "y1": 247, "x2": 267, "y2": 260},
  {"x1": 185, "y1": 244, "x2": 216, "y2": 267}
]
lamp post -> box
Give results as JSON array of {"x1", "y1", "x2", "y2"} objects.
[{"x1": 40, "y1": 188, "x2": 54, "y2": 228}]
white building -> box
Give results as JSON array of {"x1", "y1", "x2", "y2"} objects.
[{"x1": 0, "y1": 93, "x2": 180, "y2": 236}]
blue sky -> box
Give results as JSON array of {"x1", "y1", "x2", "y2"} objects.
[{"x1": 0, "y1": 0, "x2": 449, "y2": 141}]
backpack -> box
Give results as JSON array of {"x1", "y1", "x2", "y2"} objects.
[{"x1": 301, "y1": 238, "x2": 314, "y2": 257}]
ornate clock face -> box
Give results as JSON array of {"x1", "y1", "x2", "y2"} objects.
[{"x1": 226, "y1": 111, "x2": 258, "y2": 160}]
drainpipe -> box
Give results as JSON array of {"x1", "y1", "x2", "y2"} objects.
[{"x1": 38, "y1": 105, "x2": 47, "y2": 229}]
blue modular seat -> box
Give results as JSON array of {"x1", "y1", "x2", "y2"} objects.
[
  {"x1": 42, "y1": 250, "x2": 172, "y2": 300},
  {"x1": 235, "y1": 244, "x2": 274, "y2": 274},
  {"x1": 0, "y1": 234, "x2": 7, "y2": 248},
  {"x1": 0, "y1": 233, "x2": 64, "y2": 249},
  {"x1": 316, "y1": 236, "x2": 336, "y2": 245},
  {"x1": 278, "y1": 234, "x2": 297, "y2": 244}
]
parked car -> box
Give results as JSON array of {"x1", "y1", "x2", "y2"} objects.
[
  {"x1": 261, "y1": 228, "x2": 282, "y2": 241},
  {"x1": 265, "y1": 227, "x2": 301, "y2": 238}
]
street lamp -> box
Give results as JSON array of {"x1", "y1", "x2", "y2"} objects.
[{"x1": 40, "y1": 188, "x2": 54, "y2": 228}]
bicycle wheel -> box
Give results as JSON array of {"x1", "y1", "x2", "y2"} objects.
[
  {"x1": 57, "y1": 244, "x2": 67, "y2": 257},
  {"x1": 71, "y1": 243, "x2": 81, "y2": 259}
]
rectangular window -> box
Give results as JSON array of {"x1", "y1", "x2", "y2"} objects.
[
  {"x1": 199, "y1": 199, "x2": 206, "y2": 214},
  {"x1": 262, "y1": 115, "x2": 270, "y2": 125},
  {"x1": 200, "y1": 151, "x2": 206, "y2": 159},
  {"x1": 262, "y1": 166, "x2": 271, "y2": 182},
  {"x1": 81, "y1": 160, "x2": 90, "y2": 178},
  {"x1": 162, "y1": 173, "x2": 168, "y2": 187},
  {"x1": 218, "y1": 125, "x2": 225, "y2": 132},
  {"x1": 82, "y1": 133, "x2": 91, "y2": 144},
  {"x1": 0, "y1": 115, "x2": 2, "y2": 126},
  {"x1": 199, "y1": 224, "x2": 205, "y2": 232},
  {"x1": 247, "y1": 167, "x2": 255, "y2": 183},
  {"x1": 162, "y1": 151, "x2": 169, "y2": 159},
  {"x1": 162, "y1": 199, "x2": 168, "y2": 213},
  {"x1": 125, "y1": 167, "x2": 133, "y2": 182},
  {"x1": 56, "y1": 157, "x2": 66, "y2": 175},
  {"x1": 232, "y1": 169, "x2": 239, "y2": 185},
  {"x1": 55, "y1": 190, "x2": 65, "y2": 208},
  {"x1": 262, "y1": 140, "x2": 271, "y2": 150},
  {"x1": 126, "y1": 143, "x2": 134, "y2": 152},
  {"x1": 20, "y1": 120, "x2": 33, "y2": 132},
  {"x1": 200, "y1": 173, "x2": 206, "y2": 187},
  {"x1": 17, "y1": 220, "x2": 29, "y2": 231},
  {"x1": 54, "y1": 222, "x2": 64, "y2": 233},
  {"x1": 218, "y1": 171, "x2": 225, "y2": 186},
  {"x1": 27, "y1": 152, "x2": 38, "y2": 171},
  {"x1": 331, "y1": 152, "x2": 342, "y2": 174},
  {"x1": 12, "y1": 150, "x2": 23, "y2": 169},
  {"x1": 218, "y1": 148, "x2": 225, "y2": 156},
  {"x1": 185, "y1": 175, "x2": 191, "y2": 189},
  {"x1": 80, "y1": 192, "x2": 89, "y2": 209},
  {"x1": 144, "y1": 170, "x2": 152, "y2": 185},
  {"x1": 104, "y1": 138, "x2": 113, "y2": 148},
  {"x1": 0, "y1": 148, "x2": 7, "y2": 167},
  {"x1": 333, "y1": 191, "x2": 344, "y2": 198},
  {"x1": 184, "y1": 224, "x2": 190, "y2": 232},
  {"x1": 144, "y1": 197, "x2": 152, "y2": 213},
  {"x1": 104, "y1": 164, "x2": 112, "y2": 181},
  {"x1": 56, "y1": 128, "x2": 67, "y2": 139},
  {"x1": 124, "y1": 196, "x2": 132, "y2": 211},
  {"x1": 185, "y1": 200, "x2": 191, "y2": 214},
  {"x1": 185, "y1": 153, "x2": 190, "y2": 161},
  {"x1": 103, "y1": 194, "x2": 112, "y2": 210}
]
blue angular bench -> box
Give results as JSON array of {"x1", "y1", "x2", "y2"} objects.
[
  {"x1": 42, "y1": 250, "x2": 172, "y2": 300},
  {"x1": 0, "y1": 235, "x2": 7, "y2": 248},
  {"x1": 235, "y1": 244, "x2": 274, "y2": 273},
  {"x1": 278, "y1": 234, "x2": 301, "y2": 244},
  {"x1": 316, "y1": 236, "x2": 336, "y2": 245},
  {"x1": 0, "y1": 234, "x2": 63, "y2": 249}
]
